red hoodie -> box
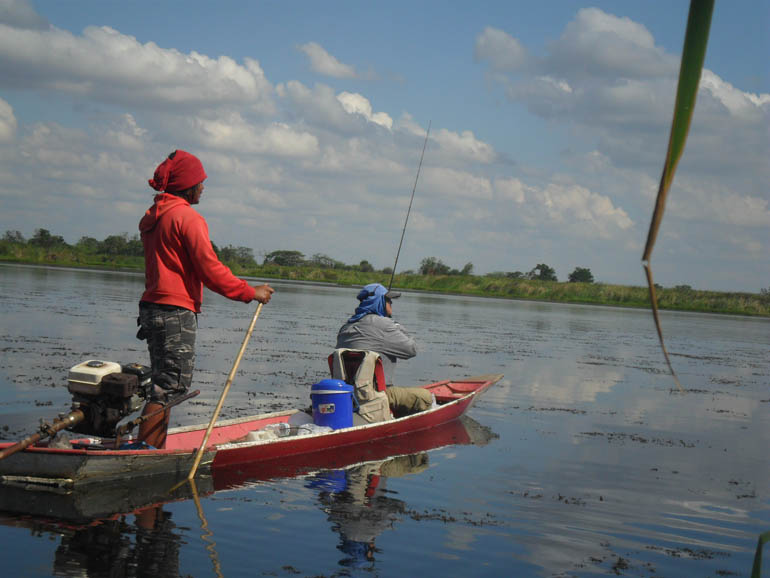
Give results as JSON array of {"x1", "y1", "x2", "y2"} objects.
[{"x1": 139, "y1": 193, "x2": 256, "y2": 312}]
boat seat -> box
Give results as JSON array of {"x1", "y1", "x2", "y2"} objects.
[
  {"x1": 328, "y1": 349, "x2": 392, "y2": 424},
  {"x1": 327, "y1": 349, "x2": 386, "y2": 392}
]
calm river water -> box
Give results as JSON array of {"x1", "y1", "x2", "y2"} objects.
[{"x1": 0, "y1": 264, "x2": 768, "y2": 577}]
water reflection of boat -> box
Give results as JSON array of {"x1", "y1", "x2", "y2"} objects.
[
  {"x1": 0, "y1": 415, "x2": 496, "y2": 525},
  {"x1": 302, "y1": 414, "x2": 497, "y2": 570},
  {"x1": 0, "y1": 470, "x2": 211, "y2": 524},
  {"x1": 0, "y1": 489, "x2": 193, "y2": 578},
  {"x1": 0, "y1": 415, "x2": 496, "y2": 577},
  {"x1": 212, "y1": 413, "x2": 498, "y2": 489},
  {"x1": 311, "y1": 454, "x2": 426, "y2": 569},
  {"x1": 0, "y1": 375, "x2": 501, "y2": 487},
  {"x1": 298, "y1": 416, "x2": 496, "y2": 570}
]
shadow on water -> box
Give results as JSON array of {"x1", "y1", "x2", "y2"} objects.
[{"x1": 0, "y1": 415, "x2": 496, "y2": 577}]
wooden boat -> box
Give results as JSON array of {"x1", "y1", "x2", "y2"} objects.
[
  {"x1": 0, "y1": 374, "x2": 502, "y2": 489},
  {"x1": 0, "y1": 414, "x2": 496, "y2": 524}
]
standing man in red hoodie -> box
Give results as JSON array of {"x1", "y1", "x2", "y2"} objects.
[{"x1": 136, "y1": 150, "x2": 274, "y2": 448}]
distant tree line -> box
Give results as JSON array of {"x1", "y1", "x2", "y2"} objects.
[
  {"x1": 418, "y1": 257, "x2": 474, "y2": 276},
  {"x1": 262, "y1": 250, "x2": 377, "y2": 273},
  {"x1": 3, "y1": 228, "x2": 144, "y2": 256},
  {"x1": 488, "y1": 263, "x2": 594, "y2": 283},
  {"x1": 3, "y1": 229, "x2": 768, "y2": 315},
  {"x1": 212, "y1": 242, "x2": 259, "y2": 268},
  {"x1": 1, "y1": 229, "x2": 597, "y2": 283}
]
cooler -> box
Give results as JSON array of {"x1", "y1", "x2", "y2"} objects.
[{"x1": 310, "y1": 379, "x2": 355, "y2": 430}]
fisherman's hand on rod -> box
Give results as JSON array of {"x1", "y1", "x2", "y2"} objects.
[{"x1": 253, "y1": 284, "x2": 275, "y2": 304}]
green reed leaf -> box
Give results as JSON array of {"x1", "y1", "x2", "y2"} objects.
[
  {"x1": 642, "y1": 0, "x2": 714, "y2": 390},
  {"x1": 751, "y1": 531, "x2": 770, "y2": 578}
]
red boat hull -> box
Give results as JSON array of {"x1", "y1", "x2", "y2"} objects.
[
  {"x1": 210, "y1": 376, "x2": 494, "y2": 469},
  {"x1": 0, "y1": 375, "x2": 502, "y2": 486}
]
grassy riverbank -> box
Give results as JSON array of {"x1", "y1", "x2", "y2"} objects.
[
  {"x1": 264, "y1": 266, "x2": 769, "y2": 317},
  {"x1": 2, "y1": 247, "x2": 768, "y2": 317}
]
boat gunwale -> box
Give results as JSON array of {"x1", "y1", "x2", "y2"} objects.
[
  {"x1": 0, "y1": 375, "x2": 502, "y2": 461},
  {"x1": 215, "y1": 378, "x2": 491, "y2": 450}
]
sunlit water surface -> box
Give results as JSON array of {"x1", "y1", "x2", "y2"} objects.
[{"x1": 0, "y1": 264, "x2": 768, "y2": 577}]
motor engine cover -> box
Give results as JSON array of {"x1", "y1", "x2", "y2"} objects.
[
  {"x1": 67, "y1": 360, "x2": 122, "y2": 396},
  {"x1": 65, "y1": 360, "x2": 150, "y2": 437},
  {"x1": 100, "y1": 372, "x2": 139, "y2": 397}
]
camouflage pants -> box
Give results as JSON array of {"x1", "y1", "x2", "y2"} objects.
[{"x1": 137, "y1": 302, "x2": 197, "y2": 404}]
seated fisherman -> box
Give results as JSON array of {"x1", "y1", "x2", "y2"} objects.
[{"x1": 336, "y1": 283, "x2": 431, "y2": 415}]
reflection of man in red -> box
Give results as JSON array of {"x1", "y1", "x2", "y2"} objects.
[
  {"x1": 137, "y1": 150, "x2": 274, "y2": 448},
  {"x1": 134, "y1": 507, "x2": 181, "y2": 575},
  {"x1": 52, "y1": 505, "x2": 181, "y2": 576}
]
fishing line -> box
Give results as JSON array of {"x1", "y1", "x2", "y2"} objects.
[{"x1": 388, "y1": 121, "x2": 431, "y2": 291}]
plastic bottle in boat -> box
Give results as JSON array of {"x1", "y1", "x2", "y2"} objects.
[
  {"x1": 244, "y1": 422, "x2": 291, "y2": 442},
  {"x1": 296, "y1": 423, "x2": 333, "y2": 436},
  {"x1": 264, "y1": 422, "x2": 292, "y2": 437}
]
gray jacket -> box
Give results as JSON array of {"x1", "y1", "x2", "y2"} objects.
[{"x1": 336, "y1": 314, "x2": 417, "y2": 386}]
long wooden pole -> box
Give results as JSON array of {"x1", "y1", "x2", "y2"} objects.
[
  {"x1": 185, "y1": 303, "x2": 264, "y2": 482},
  {"x1": 189, "y1": 478, "x2": 225, "y2": 578}
]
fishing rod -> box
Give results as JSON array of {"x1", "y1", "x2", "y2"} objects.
[{"x1": 388, "y1": 120, "x2": 431, "y2": 291}]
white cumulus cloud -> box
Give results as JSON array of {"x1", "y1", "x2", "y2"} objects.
[
  {"x1": 337, "y1": 92, "x2": 393, "y2": 129},
  {"x1": 279, "y1": 81, "x2": 377, "y2": 133},
  {"x1": 533, "y1": 182, "x2": 633, "y2": 237},
  {"x1": 699, "y1": 69, "x2": 770, "y2": 119},
  {"x1": 494, "y1": 177, "x2": 529, "y2": 204},
  {"x1": 0, "y1": 0, "x2": 48, "y2": 30},
  {"x1": 424, "y1": 167, "x2": 493, "y2": 200},
  {"x1": 0, "y1": 97, "x2": 17, "y2": 142},
  {"x1": 188, "y1": 113, "x2": 320, "y2": 157},
  {"x1": 298, "y1": 41, "x2": 356, "y2": 78},
  {"x1": 547, "y1": 7, "x2": 676, "y2": 80},
  {"x1": 0, "y1": 23, "x2": 275, "y2": 112},
  {"x1": 474, "y1": 27, "x2": 528, "y2": 72},
  {"x1": 433, "y1": 128, "x2": 497, "y2": 163},
  {"x1": 99, "y1": 114, "x2": 147, "y2": 152},
  {"x1": 478, "y1": 6, "x2": 769, "y2": 242}
]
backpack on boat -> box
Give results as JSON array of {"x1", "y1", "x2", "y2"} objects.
[{"x1": 328, "y1": 349, "x2": 393, "y2": 424}]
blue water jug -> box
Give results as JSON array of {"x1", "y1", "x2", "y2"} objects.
[{"x1": 310, "y1": 379, "x2": 355, "y2": 429}]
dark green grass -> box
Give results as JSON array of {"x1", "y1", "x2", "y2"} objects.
[{"x1": 2, "y1": 246, "x2": 767, "y2": 317}]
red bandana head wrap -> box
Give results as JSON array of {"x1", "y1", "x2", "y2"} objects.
[{"x1": 148, "y1": 150, "x2": 207, "y2": 193}]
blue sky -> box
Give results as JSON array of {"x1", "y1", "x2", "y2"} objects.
[{"x1": 0, "y1": 0, "x2": 767, "y2": 291}]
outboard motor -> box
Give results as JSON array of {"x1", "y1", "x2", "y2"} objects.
[
  {"x1": 0, "y1": 360, "x2": 202, "y2": 462},
  {"x1": 66, "y1": 360, "x2": 152, "y2": 437}
]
